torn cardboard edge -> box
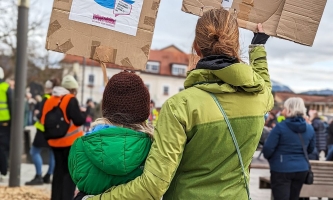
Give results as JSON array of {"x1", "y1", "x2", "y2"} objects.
[
  {"x1": 47, "y1": 0, "x2": 159, "y2": 70},
  {"x1": 181, "y1": 0, "x2": 327, "y2": 46}
]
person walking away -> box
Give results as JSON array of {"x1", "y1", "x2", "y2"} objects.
[
  {"x1": 27, "y1": 93, "x2": 37, "y2": 126},
  {"x1": 326, "y1": 120, "x2": 333, "y2": 161},
  {"x1": 0, "y1": 67, "x2": 12, "y2": 178},
  {"x1": 69, "y1": 71, "x2": 153, "y2": 198},
  {"x1": 84, "y1": 99, "x2": 95, "y2": 132},
  {"x1": 78, "y1": 9, "x2": 273, "y2": 200},
  {"x1": 310, "y1": 111, "x2": 327, "y2": 158},
  {"x1": 265, "y1": 112, "x2": 277, "y2": 129},
  {"x1": 148, "y1": 100, "x2": 158, "y2": 126},
  {"x1": 33, "y1": 95, "x2": 43, "y2": 123},
  {"x1": 25, "y1": 79, "x2": 59, "y2": 185},
  {"x1": 93, "y1": 100, "x2": 102, "y2": 120},
  {"x1": 263, "y1": 97, "x2": 315, "y2": 200},
  {"x1": 41, "y1": 75, "x2": 86, "y2": 200}
]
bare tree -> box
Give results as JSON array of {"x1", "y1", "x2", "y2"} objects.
[{"x1": 0, "y1": 0, "x2": 63, "y2": 83}]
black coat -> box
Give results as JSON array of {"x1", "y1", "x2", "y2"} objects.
[
  {"x1": 312, "y1": 118, "x2": 327, "y2": 151},
  {"x1": 32, "y1": 97, "x2": 49, "y2": 148},
  {"x1": 327, "y1": 122, "x2": 333, "y2": 146}
]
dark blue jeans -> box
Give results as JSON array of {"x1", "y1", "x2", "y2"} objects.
[
  {"x1": 271, "y1": 171, "x2": 308, "y2": 200},
  {"x1": 326, "y1": 145, "x2": 333, "y2": 161}
]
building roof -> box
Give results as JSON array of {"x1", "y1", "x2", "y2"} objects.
[
  {"x1": 159, "y1": 45, "x2": 186, "y2": 53},
  {"x1": 61, "y1": 46, "x2": 191, "y2": 77},
  {"x1": 149, "y1": 48, "x2": 189, "y2": 76},
  {"x1": 60, "y1": 55, "x2": 128, "y2": 70},
  {"x1": 275, "y1": 92, "x2": 333, "y2": 104}
]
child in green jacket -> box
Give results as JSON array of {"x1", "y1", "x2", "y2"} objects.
[{"x1": 68, "y1": 71, "x2": 153, "y2": 196}]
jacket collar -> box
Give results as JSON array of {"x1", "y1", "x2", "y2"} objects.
[{"x1": 184, "y1": 55, "x2": 266, "y2": 94}]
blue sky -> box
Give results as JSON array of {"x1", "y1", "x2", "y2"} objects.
[{"x1": 39, "y1": 0, "x2": 333, "y2": 92}]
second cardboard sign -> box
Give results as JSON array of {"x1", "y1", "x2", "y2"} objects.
[{"x1": 182, "y1": 0, "x2": 327, "y2": 46}]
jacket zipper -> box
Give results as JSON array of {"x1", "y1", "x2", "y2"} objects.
[{"x1": 280, "y1": 155, "x2": 283, "y2": 162}]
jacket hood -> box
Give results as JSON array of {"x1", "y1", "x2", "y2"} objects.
[
  {"x1": 285, "y1": 116, "x2": 307, "y2": 133},
  {"x1": 195, "y1": 55, "x2": 238, "y2": 70},
  {"x1": 80, "y1": 125, "x2": 151, "y2": 175},
  {"x1": 52, "y1": 86, "x2": 70, "y2": 97},
  {"x1": 184, "y1": 55, "x2": 266, "y2": 94}
]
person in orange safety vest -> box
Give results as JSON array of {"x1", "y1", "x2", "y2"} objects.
[{"x1": 41, "y1": 75, "x2": 86, "y2": 200}]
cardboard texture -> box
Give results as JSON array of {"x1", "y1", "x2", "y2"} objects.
[
  {"x1": 46, "y1": 0, "x2": 160, "y2": 70},
  {"x1": 182, "y1": 0, "x2": 327, "y2": 46}
]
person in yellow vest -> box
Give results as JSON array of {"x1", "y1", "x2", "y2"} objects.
[
  {"x1": 25, "y1": 79, "x2": 60, "y2": 185},
  {"x1": 148, "y1": 100, "x2": 159, "y2": 126},
  {"x1": 0, "y1": 67, "x2": 12, "y2": 177},
  {"x1": 41, "y1": 75, "x2": 86, "y2": 200}
]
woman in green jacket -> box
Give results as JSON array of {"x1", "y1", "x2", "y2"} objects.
[{"x1": 81, "y1": 8, "x2": 273, "y2": 200}]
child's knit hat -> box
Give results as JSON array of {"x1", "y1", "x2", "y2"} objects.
[{"x1": 102, "y1": 71, "x2": 150, "y2": 125}]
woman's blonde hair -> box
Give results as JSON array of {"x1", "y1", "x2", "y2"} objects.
[
  {"x1": 91, "y1": 118, "x2": 154, "y2": 137},
  {"x1": 284, "y1": 97, "x2": 307, "y2": 118},
  {"x1": 193, "y1": 8, "x2": 240, "y2": 61}
]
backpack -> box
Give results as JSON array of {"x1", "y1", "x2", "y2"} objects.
[{"x1": 44, "y1": 95, "x2": 70, "y2": 140}]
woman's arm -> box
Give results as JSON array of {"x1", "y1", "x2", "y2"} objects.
[
  {"x1": 87, "y1": 99, "x2": 187, "y2": 200},
  {"x1": 249, "y1": 24, "x2": 271, "y2": 90},
  {"x1": 263, "y1": 126, "x2": 280, "y2": 159}
]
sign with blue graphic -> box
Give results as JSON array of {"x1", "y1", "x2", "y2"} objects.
[{"x1": 69, "y1": 0, "x2": 143, "y2": 36}]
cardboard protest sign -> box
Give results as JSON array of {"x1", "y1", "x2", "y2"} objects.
[
  {"x1": 69, "y1": 0, "x2": 144, "y2": 36},
  {"x1": 46, "y1": 0, "x2": 160, "y2": 70},
  {"x1": 182, "y1": 0, "x2": 327, "y2": 46}
]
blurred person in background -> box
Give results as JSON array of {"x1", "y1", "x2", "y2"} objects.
[
  {"x1": 0, "y1": 67, "x2": 12, "y2": 178},
  {"x1": 42, "y1": 75, "x2": 86, "y2": 200},
  {"x1": 93, "y1": 101, "x2": 102, "y2": 120},
  {"x1": 33, "y1": 95, "x2": 43, "y2": 122},
  {"x1": 148, "y1": 100, "x2": 158, "y2": 127},
  {"x1": 84, "y1": 99, "x2": 95, "y2": 132},
  {"x1": 25, "y1": 92, "x2": 37, "y2": 126},
  {"x1": 326, "y1": 119, "x2": 333, "y2": 161},
  {"x1": 265, "y1": 112, "x2": 277, "y2": 129},
  {"x1": 25, "y1": 79, "x2": 60, "y2": 185},
  {"x1": 310, "y1": 110, "x2": 327, "y2": 158},
  {"x1": 263, "y1": 97, "x2": 315, "y2": 200}
]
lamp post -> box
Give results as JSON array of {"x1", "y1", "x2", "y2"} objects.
[{"x1": 9, "y1": 0, "x2": 29, "y2": 187}]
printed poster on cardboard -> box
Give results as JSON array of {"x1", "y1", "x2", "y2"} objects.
[{"x1": 69, "y1": 0, "x2": 144, "y2": 36}]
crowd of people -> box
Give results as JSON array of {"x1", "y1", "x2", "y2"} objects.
[
  {"x1": 0, "y1": 69, "x2": 161, "y2": 199},
  {"x1": 263, "y1": 106, "x2": 332, "y2": 161},
  {"x1": 261, "y1": 99, "x2": 333, "y2": 200},
  {"x1": 0, "y1": 7, "x2": 330, "y2": 200}
]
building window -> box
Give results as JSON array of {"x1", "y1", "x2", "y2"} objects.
[
  {"x1": 146, "y1": 61, "x2": 160, "y2": 73},
  {"x1": 88, "y1": 74, "x2": 94, "y2": 85},
  {"x1": 172, "y1": 64, "x2": 187, "y2": 76},
  {"x1": 163, "y1": 86, "x2": 169, "y2": 96},
  {"x1": 179, "y1": 88, "x2": 184, "y2": 92}
]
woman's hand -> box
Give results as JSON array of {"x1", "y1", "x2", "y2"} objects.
[
  {"x1": 251, "y1": 23, "x2": 270, "y2": 45},
  {"x1": 257, "y1": 23, "x2": 264, "y2": 33}
]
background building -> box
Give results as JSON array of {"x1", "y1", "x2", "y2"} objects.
[{"x1": 61, "y1": 45, "x2": 189, "y2": 108}]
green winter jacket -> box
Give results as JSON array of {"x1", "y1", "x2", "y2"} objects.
[
  {"x1": 68, "y1": 125, "x2": 152, "y2": 195},
  {"x1": 88, "y1": 46, "x2": 274, "y2": 199}
]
